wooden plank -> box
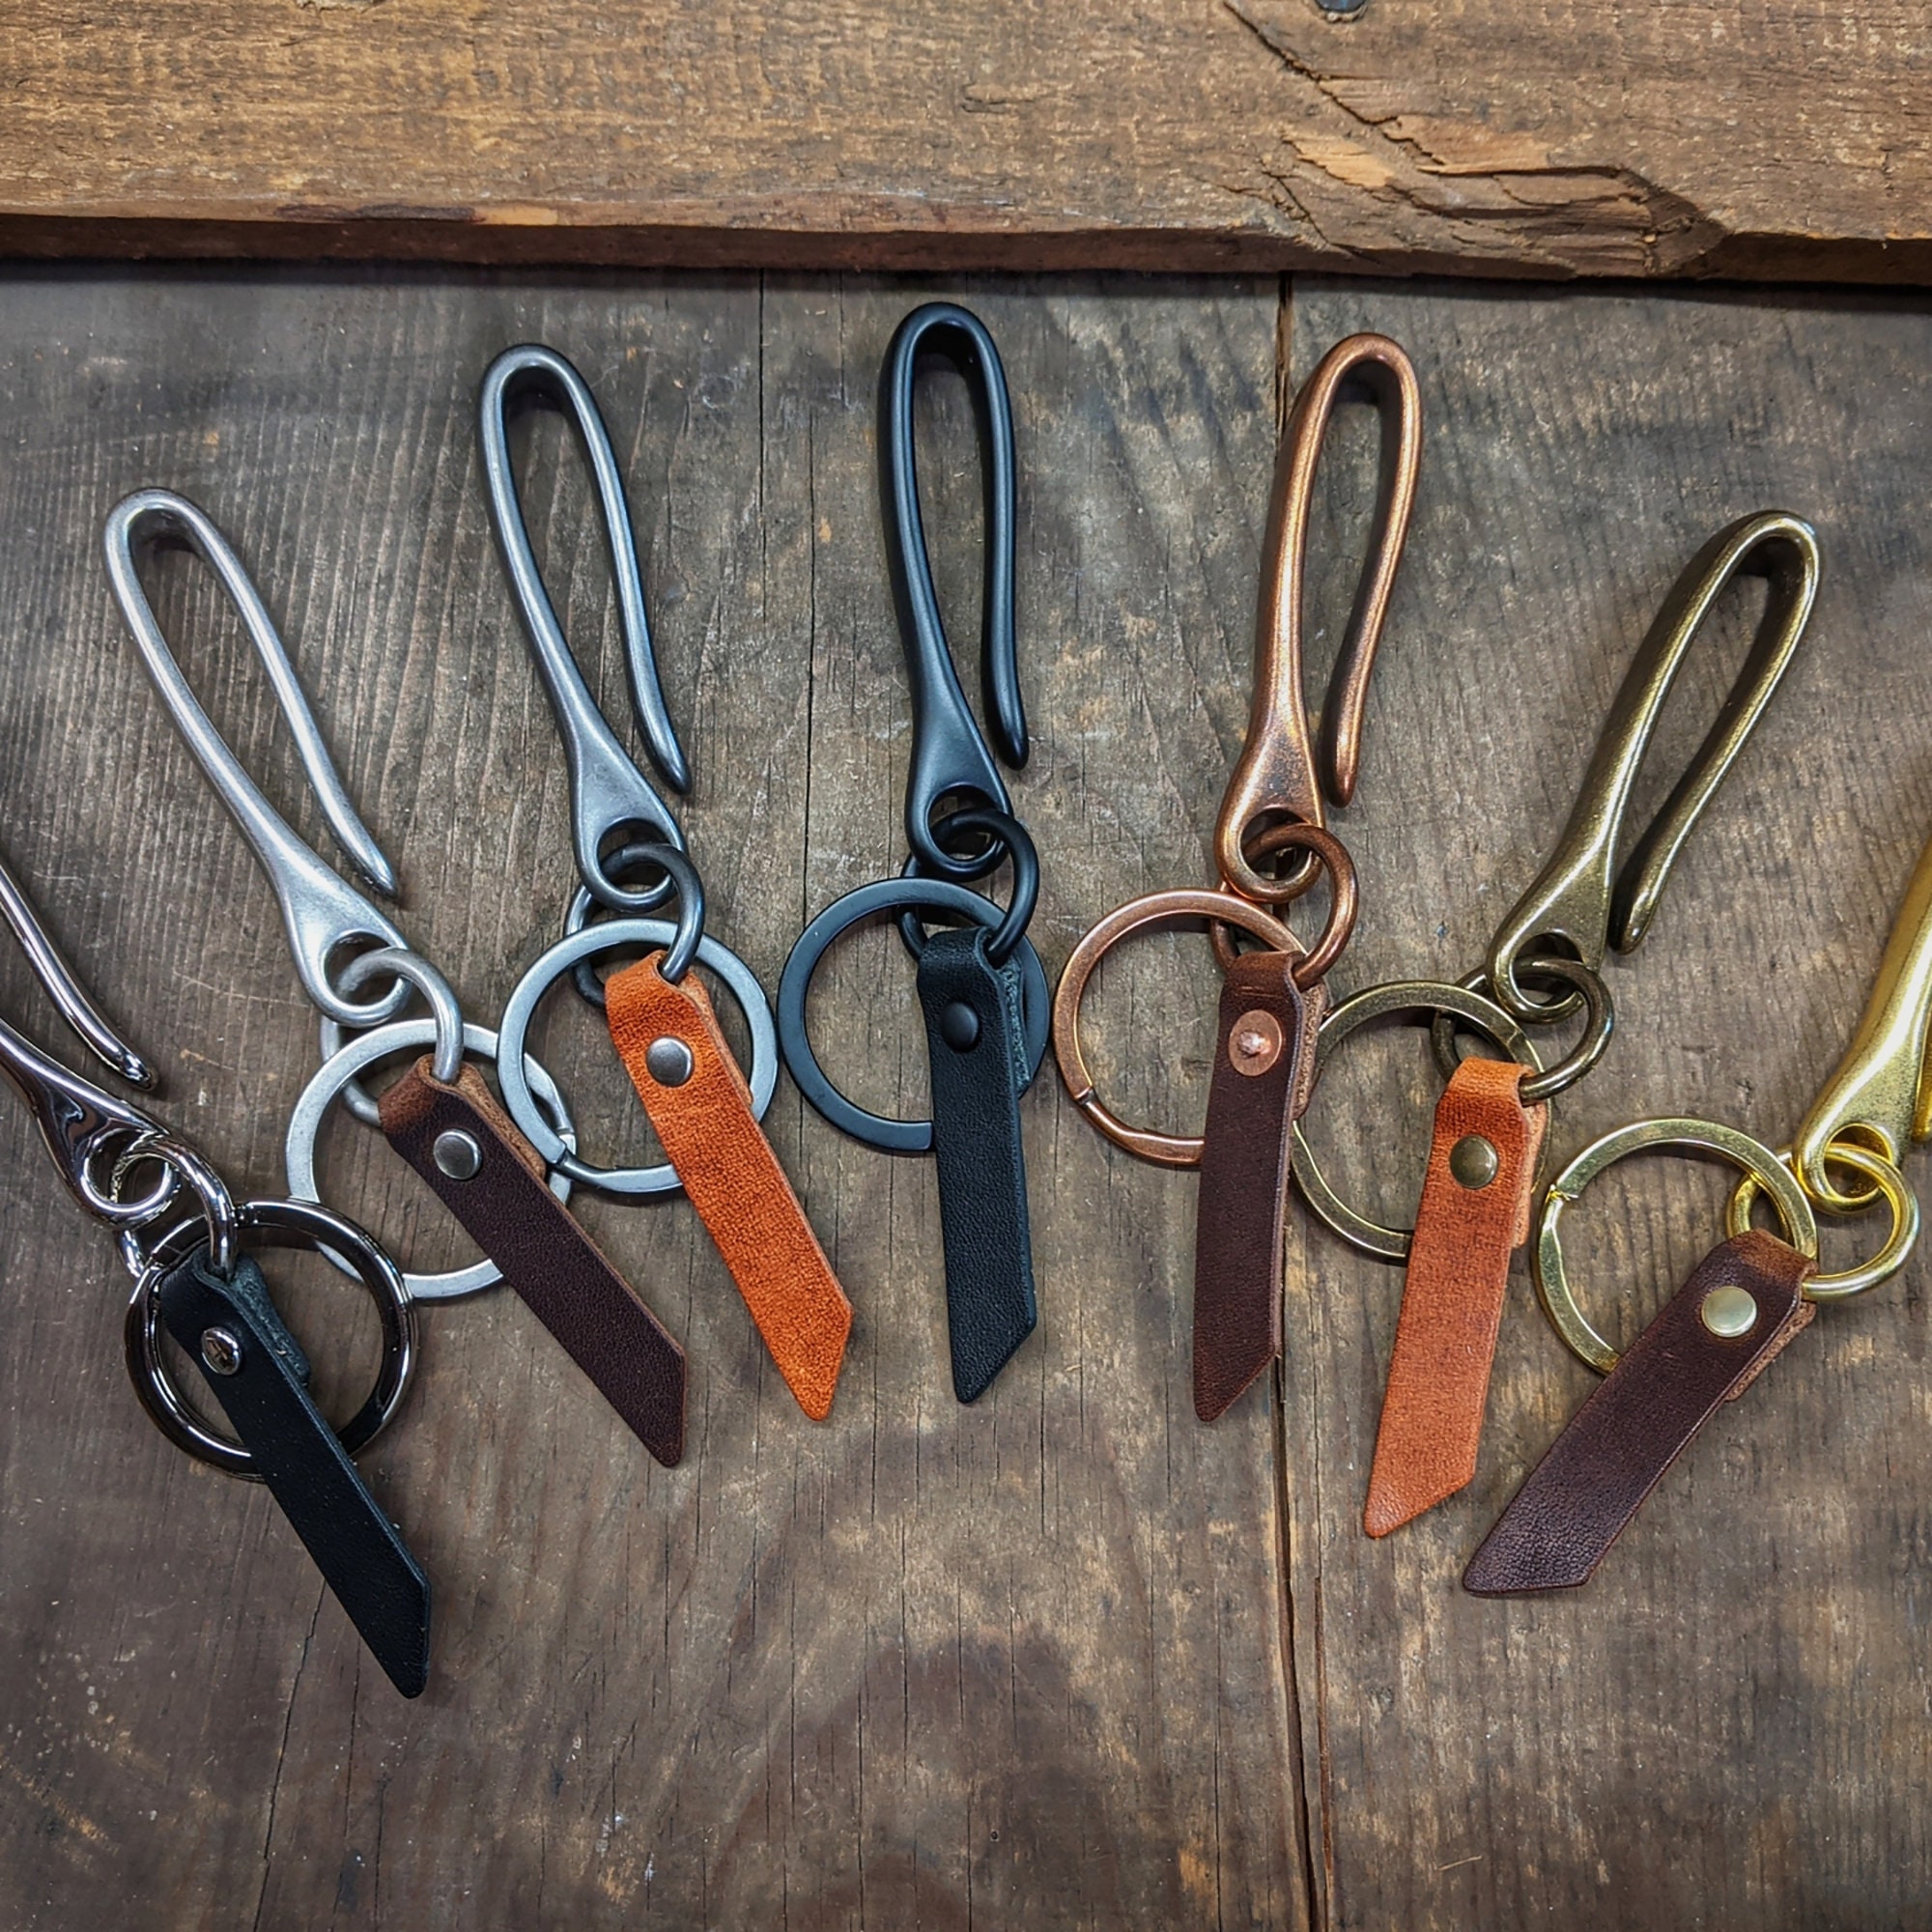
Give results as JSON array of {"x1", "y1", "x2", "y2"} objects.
[
  {"x1": 2, "y1": 2, "x2": 1929, "y2": 282},
  {"x1": 1278, "y1": 277, "x2": 1932, "y2": 1927},
  {"x1": 0, "y1": 270, "x2": 1310, "y2": 1927}
]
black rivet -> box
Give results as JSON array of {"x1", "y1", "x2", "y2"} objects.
[{"x1": 939, "y1": 1001, "x2": 980, "y2": 1051}]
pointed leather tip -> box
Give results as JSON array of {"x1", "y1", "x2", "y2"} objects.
[
  {"x1": 1193, "y1": 1350, "x2": 1272, "y2": 1423},
  {"x1": 783, "y1": 1329, "x2": 851, "y2": 1423},
  {"x1": 1363, "y1": 1463, "x2": 1470, "y2": 1539},
  {"x1": 1462, "y1": 1533, "x2": 1590, "y2": 1597},
  {"x1": 951, "y1": 1311, "x2": 1037, "y2": 1405}
]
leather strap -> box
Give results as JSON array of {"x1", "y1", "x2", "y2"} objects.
[
  {"x1": 1364, "y1": 1057, "x2": 1547, "y2": 1535},
  {"x1": 1193, "y1": 949, "x2": 1323, "y2": 1422},
  {"x1": 914, "y1": 925, "x2": 1037, "y2": 1402},
  {"x1": 156, "y1": 1246, "x2": 433, "y2": 1699},
  {"x1": 378, "y1": 1059, "x2": 687, "y2": 1467},
  {"x1": 606, "y1": 954, "x2": 852, "y2": 1421},
  {"x1": 1463, "y1": 1230, "x2": 1815, "y2": 1595}
]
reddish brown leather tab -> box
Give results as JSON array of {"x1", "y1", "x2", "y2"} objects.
[
  {"x1": 378, "y1": 1059, "x2": 686, "y2": 1466},
  {"x1": 1363, "y1": 1057, "x2": 1547, "y2": 1536},
  {"x1": 1463, "y1": 1231, "x2": 1815, "y2": 1595},
  {"x1": 605, "y1": 954, "x2": 852, "y2": 1421},
  {"x1": 1192, "y1": 949, "x2": 1324, "y2": 1422}
]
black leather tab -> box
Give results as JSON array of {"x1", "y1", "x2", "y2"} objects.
[
  {"x1": 916, "y1": 925, "x2": 1038, "y2": 1402},
  {"x1": 156, "y1": 1247, "x2": 432, "y2": 1698}
]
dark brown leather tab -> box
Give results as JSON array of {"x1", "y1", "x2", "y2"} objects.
[
  {"x1": 1193, "y1": 949, "x2": 1323, "y2": 1422},
  {"x1": 378, "y1": 1059, "x2": 687, "y2": 1467},
  {"x1": 1364, "y1": 1057, "x2": 1547, "y2": 1536},
  {"x1": 1463, "y1": 1230, "x2": 1814, "y2": 1595}
]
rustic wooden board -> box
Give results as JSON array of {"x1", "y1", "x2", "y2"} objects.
[
  {"x1": 0, "y1": 270, "x2": 1310, "y2": 1927},
  {"x1": 5, "y1": 2, "x2": 1930, "y2": 282},
  {"x1": 1278, "y1": 278, "x2": 1932, "y2": 1928}
]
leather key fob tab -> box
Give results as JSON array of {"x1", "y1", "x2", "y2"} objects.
[
  {"x1": 1364, "y1": 1057, "x2": 1547, "y2": 1536},
  {"x1": 378, "y1": 1060, "x2": 687, "y2": 1467},
  {"x1": 156, "y1": 1246, "x2": 432, "y2": 1699},
  {"x1": 1193, "y1": 949, "x2": 1323, "y2": 1422},
  {"x1": 1463, "y1": 1230, "x2": 1815, "y2": 1595},
  {"x1": 606, "y1": 955, "x2": 853, "y2": 1421},
  {"x1": 915, "y1": 925, "x2": 1038, "y2": 1402}
]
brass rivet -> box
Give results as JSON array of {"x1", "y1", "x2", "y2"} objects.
[
  {"x1": 1700, "y1": 1284, "x2": 1759, "y2": 1339},
  {"x1": 1229, "y1": 1009, "x2": 1284, "y2": 1077},
  {"x1": 644, "y1": 1037, "x2": 695, "y2": 1087},
  {"x1": 433, "y1": 1129, "x2": 483, "y2": 1180},
  {"x1": 1449, "y1": 1134, "x2": 1499, "y2": 1190},
  {"x1": 199, "y1": 1326, "x2": 243, "y2": 1377}
]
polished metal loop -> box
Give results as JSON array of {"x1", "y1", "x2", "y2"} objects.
[
  {"x1": 779, "y1": 876, "x2": 1052, "y2": 1154},
  {"x1": 1486, "y1": 512, "x2": 1819, "y2": 1021},
  {"x1": 286, "y1": 1017, "x2": 578, "y2": 1301},
  {"x1": 883, "y1": 303, "x2": 1028, "y2": 881},
  {"x1": 1214, "y1": 333, "x2": 1422, "y2": 905},
  {"x1": 101, "y1": 490, "x2": 412, "y2": 1030},
  {"x1": 1292, "y1": 980, "x2": 1546, "y2": 1261},
  {"x1": 1532, "y1": 1116, "x2": 1817, "y2": 1375},
  {"x1": 123, "y1": 1196, "x2": 414, "y2": 1475},
  {"x1": 113, "y1": 1133, "x2": 240, "y2": 1281},
  {"x1": 479, "y1": 345, "x2": 690, "y2": 911},
  {"x1": 562, "y1": 840, "x2": 707, "y2": 1002},
  {"x1": 1206, "y1": 821, "x2": 1358, "y2": 983},
  {"x1": 1726, "y1": 1139, "x2": 1918, "y2": 1302},
  {"x1": 896, "y1": 809, "x2": 1038, "y2": 967},
  {"x1": 496, "y1": 919, "x2": 778, "y2": 1195},
  {"x1": 1051, "y1": 889, "x2": 1302, "y2": 1168},
  {"x1": 1428, "y1": 956, "x2": 1615, "y2": 1105}
]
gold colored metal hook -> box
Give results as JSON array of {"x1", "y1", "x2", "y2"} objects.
[{"x1": 1212, "y1": 332, "x2": 1421, "y2": 907}]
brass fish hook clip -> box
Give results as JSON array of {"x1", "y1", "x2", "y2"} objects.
[{"x1": 1053, "y1": 333, "x2": 1421, "y2": 1420}]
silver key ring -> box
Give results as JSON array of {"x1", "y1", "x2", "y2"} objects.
[
  {"x1": 123, "y1": 1196, "x2": 415, "y2": 1476},
  {"x1": 286, "y1": 1018, "x2": 580, "y2": 1301},
  {"x1": 496, "y1": 919, "x2": 778, "y2": 1197}
]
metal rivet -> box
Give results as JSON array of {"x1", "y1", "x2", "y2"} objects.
[
  {"x1": 644, "y1": 1037, "x2": 695, "y2": 1086},
  {"x1": 939, "y1": 1001, "x2": 980, "y2": 1051},
  {"x1": 1229, "y1": 1009, "x2": 1284, "y2": 1078},
  {"x1": 433, "y1": 1129, "x2": 483, "y2": 1180},
  {"x1": 200, "y1": 1326, "x2": 243, "y2": 1377},
  {"x1": 1449, "y1": 1134, "x2": 1500, "y2": 1190},
  {"x1": 1701, "y1": 1284, "x2": 1760, "y2": 1339}
]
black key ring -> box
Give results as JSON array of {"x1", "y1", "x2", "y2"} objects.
[{"x1": 896, "y1": 808, "x2": 1038, "y2": 966}]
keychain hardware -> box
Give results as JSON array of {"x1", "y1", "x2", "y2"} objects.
[
  {"x1": 775, "y1": 303, "x2": 1048, "y2": 1404},
  {"x1": 1053, "y1": 333, "x2": 1421, "y2": 1420}
]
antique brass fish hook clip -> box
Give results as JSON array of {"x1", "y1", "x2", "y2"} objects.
[
  {"x1": 1465, "y1": 741, "x2": 1928, "y2": 1596},
  {"x1": 479, "y1": 345, "x2": 853, "y2": 1422},
  {"x1": 0, "y1": 848, "x2": 429, "y2": 1694},
  {"x1": 1290, "y1": 511, "x2": 1817, "y2": 1534},
  {"x1": 776, "y1": 302, "x2": 1051, "y2": 1404},
  {"x1": 1053, "y1": 333, "x2": 1422, "y2": 1421},
  {"x1": 103, "y1": 490, "x2": 689, "y2": 1466}
]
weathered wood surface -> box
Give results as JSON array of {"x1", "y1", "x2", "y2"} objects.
[
  {"x1": 1, "y1": 266, "x2": 1930, "y2": 1931},
  {"x1": 0, "y1": 271, "x2": 1306, "y2": 1927},
  {"x1": 5, "y1": 2, "x2": 1931, "y2": 282}
]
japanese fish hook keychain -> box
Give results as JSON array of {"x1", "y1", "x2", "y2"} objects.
[
  {"x1": 776, "y1": 302, "x2": 1050, "y2": 1404},
  {"x1": 1053, "y1": 333, "x2": 1422, "y2": 1421},
  {"x1": 0, "y1": 847, "x2": 429, "y2": 1694},
  {"x1": 478, "y1": 344, "x2": 852, "y2": 1421},
  {"x1": 102, "y1": 489, "x2": 689, "y2": 1469},
  {"x1": 1292, "y1": 511, "x2": 1819, "y2": 1534},
  {"x1": 1464, "y1": 734, "x2": 1929, "y2": 1594}
]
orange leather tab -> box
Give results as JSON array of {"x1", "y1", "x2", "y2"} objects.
[
  {"x1": 605, "y1": 954, "x2": 852, "y2": 1420},
  {"x1": 1363, "y1": 1056, "x2": 1547, "y2": 1537}
]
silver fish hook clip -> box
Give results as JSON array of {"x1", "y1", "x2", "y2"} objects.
[
  {"x1": 478, "y1": 345, "x2": 691, "y2": 912},
  {"x1": 102, "y1": 490, "x2": 410, "y2": 1030},
  {"x1": 0, "y1": 849, "x2": 176, "y2": 1228}
]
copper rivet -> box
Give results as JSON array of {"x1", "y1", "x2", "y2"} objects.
[
  {"x1": 644, "y1": 1037, "x2": 695, "y2": 1087},
  {"x1": 1229, "y1": 1009, "x2": 1284, "y2": 1077},
  {"x1": 199, "y1": 1326, "x2": 243, "y2": 1377},
  {"x1": 1449, "y1": 1134, "x2": 1499, "y2": 1190},
  {"x1": 1701, "y1": 1284, "x2": 1759, "y2": 1339}
]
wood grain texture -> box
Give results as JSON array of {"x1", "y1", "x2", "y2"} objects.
[
  {"x1": 1280, "y1": 278, "x2": 1932, "y2": 1929},
  {"x1": 0, "y1": 270, "x2": 1308, "y2": 1927},
  {"x1": 3, "y1": 2, "x2": 1930, "y2": 282}
]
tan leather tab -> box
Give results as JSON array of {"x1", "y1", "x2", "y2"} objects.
[
  {"x1": 1363, "y1": 1056, "x2": 1547, "y2": 1536},
  {"x1": 605, "y1": 954, "x2": 852, "y2": 1420}
]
